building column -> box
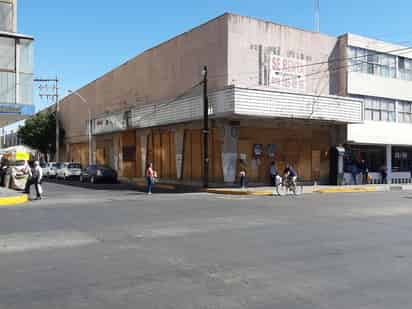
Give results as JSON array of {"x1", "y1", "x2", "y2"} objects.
[
  {"x1": 221, "y1": 124, "x2": 239, "y2": 183},
  {"x1": 113, "y1": 133, "x2": 121, "y2": 173},
  {"x1": 92, "y1": 136, "x2": 96, "y2": 164},
  {"x1": 175, "y1": 128, "x2": 184, "y2": 180},
  {"x1": 140, "y1": 134, "x2": 148, "y2": 177},
  {"x1": 386, "y1": 144, "x2": 392, "y2": 184}
]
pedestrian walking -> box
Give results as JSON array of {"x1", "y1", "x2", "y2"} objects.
[
  {"x1": 351, "y1": 161, "x2": 358, "y2": 185},
  {"x1": 239, "y1": 160, "x2": 247, "y2": 189},
  {"x1": 359, "y1": 159, "x2": 369, "y2": 184},
  {"x1": 269, "y1": 161, "x2": 278, "y2": 186},
  {"x1": 24, "y1": 161, "x2": 43, "y2": 200},
  {"x1": 145, "y1": 163, "x2": 155, "y2": 195},
  {"x1": 380, "y1": 165, "x2": 388, "y2": 184}
]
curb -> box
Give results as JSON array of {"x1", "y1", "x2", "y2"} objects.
[
  {"x1": 313, "y1": 187, "x2": 377, "y2": 193},
  {"x1": 206, "y1": 189, "x2": 275, "y2": 196},
  {"x1": 0, "y1": 194, "x2": 28, "y2": 206}
]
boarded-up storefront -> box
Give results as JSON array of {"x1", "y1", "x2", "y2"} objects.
[
  {"x1": 237, "y1": 125, "x2": 331, "y2": 183},
  {"x1": 147, "y1": 130, "x2": 177, "y2": 179},
  {"x1": 69, "y1": 143, "x2": 88, "y2": 167},
  {"x1": 182, "y1": 128, "x2": 223, "y2": 183},
  {"x1": 121, "y1": 130, "x2": 137, "y2": 178}
]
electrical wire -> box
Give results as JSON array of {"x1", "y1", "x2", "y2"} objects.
[{"x1": 207, "y1": 43, "x2": 412, "y2": 80}]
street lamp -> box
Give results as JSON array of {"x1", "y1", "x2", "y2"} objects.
[{"x1": 68, "y1": 90, "x2": 92, "y2": 166}]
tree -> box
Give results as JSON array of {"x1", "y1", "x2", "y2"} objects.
[{"x1": 18, "y1": 112, "x2": 65, "y2": 157}]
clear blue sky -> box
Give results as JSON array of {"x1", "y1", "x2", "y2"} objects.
[{"x1": 18, "y1": 0, "x2": 412, "y2": 111}]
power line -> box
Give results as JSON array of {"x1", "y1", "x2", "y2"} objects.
[
  {"x1": 207, "y1": 43, "x2": 412, "y2": 80},
  {"x1": 131, "y1": 81, "x2": 203, "y2": 122},
  {"x1": 208, "y1": 47, "x2": 412, "y2": 88}
]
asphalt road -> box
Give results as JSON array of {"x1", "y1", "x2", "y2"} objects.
[{"x1": 0, "y1": 182, "x2": 412, "y2": 308}]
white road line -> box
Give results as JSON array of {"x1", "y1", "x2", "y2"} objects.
[
  {"x1": 129, "y1": 216, "x2": 289, "y2": 239},
  {"x1": 0, "y1": 230, "x2": 98, "y2": 253}
]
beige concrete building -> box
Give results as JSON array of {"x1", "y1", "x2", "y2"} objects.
[{"x1": 59, "y1": 13, "x2": 363, "y2": 185}]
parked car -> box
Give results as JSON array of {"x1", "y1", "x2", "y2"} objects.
[
  {"x1": 56, "y1": 162, "x2": 82, "y2": 180},
  {"x1": 41, "y1": 161, "x2": 47, "y2": 176},
  {"x1": 46, "y1": 162, "x2": 58, "y2": 178},
  {"x1": 80, "y1": 165, "x2": 118, "y2": 184}
]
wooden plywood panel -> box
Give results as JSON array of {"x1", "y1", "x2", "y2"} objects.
[
  {"x1": 146, "y1": 134, "x2": 153, "y2": 167},
  {"x1": 238, "y1": 140, "x2": 256, "y2": 181},
  {"x1": 122, "y1": 130, "x2": 136, "y2": 146},
  {"x1": 161, "y1": 132, "x2": 170, "y2": 178},
  {"x1": 135, "y1": 134, "x2": 142, "y2": 177},
  {"x1": 96, "y1": 148, "x2": 105, "y2": 165},
  {"x1": 212, "y1": 129, "x2": 223, "y2": 182},
  {"x1": 191, "y1": 130, "x2": 202, "y2": 180},
  {"x1": 299, "y1": 143, "x2": 312, "y2": 181},
  {"x1": 123, "y1": 162, "x2": 136, "y2": 178},
  {"x1": 312, "y1": 150, "x2": 321, "y2": 180},
  {"x1": 169, "y1": 132, "x2": 177, "y2": 179},
  {"x1": 183, "y1": 130, "x2": 192, "y2": 180},
  {"x1": 153, "y1": 133, "x2": 162, "y2": 175}
]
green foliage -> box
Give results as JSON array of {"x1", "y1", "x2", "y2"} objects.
[{"x1": 17, "y1": 112, "x2": 65, "y2": 155}]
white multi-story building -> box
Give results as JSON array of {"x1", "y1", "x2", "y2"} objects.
[
  {"x1": 335, "y1": 34, "x2": 412, "y2": 183},
  {"x1": 0, "y1": 0, "x2": 34, "y2": 127}
]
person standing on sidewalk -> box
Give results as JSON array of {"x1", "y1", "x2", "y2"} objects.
[{"x1": 145, "y1": 163, "x2": 155, "y2": 195}]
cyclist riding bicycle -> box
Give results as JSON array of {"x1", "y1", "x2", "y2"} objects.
[{"x1": 283, "y1": 163, "x2": 297, "y2": 185}]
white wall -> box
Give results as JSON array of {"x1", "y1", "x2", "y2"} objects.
[
  {"x1": 348, "y1": 72, "x2": 412, "y2": 102},
  {"x1": 347, "y1": 33, "x2": 412, "y2": 59},
  {"x1": 348, "y1": 121, "x2": 412, "y2": 145}
]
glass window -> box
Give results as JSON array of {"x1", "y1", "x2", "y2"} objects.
[
  {"x1": 0, "y1": 72, "x2": 16, "y2": 104},
  {"x1": 392, "y1": 147, "x2": 412, "y2": 172},
  {"x1": 19, "y1": 73, "x2": 33, "y2": 105},
  {"x1": 362, "y1": 96, "x2": 396, "y2": 122},
  {"x1": 398, "y1": 101, "x2": 412, "y2": 123},
  {"x1": 18, "y1": 39, "x2": 33, "y2": 74},
  {"x1": 0, "y1": 37, "x2": 15, "y2": 71},
  {"x1": 348, "y1": 46, "x2": 396, "y2": 79},
  {"x1": 398, "y1": 57, "x2": 412, "y2": 81},
  {"x1": 0, "y1": 2, "x2": 13, "y2": 32}
]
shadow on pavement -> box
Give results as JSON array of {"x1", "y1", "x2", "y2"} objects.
[
  {"x1": 44, "y1": 178, "x2": 201, "y2": 194},
  {"x1": 44, "y1": 179, "x2": 137, "y2": 191}
]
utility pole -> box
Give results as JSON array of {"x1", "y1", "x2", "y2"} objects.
[
  {"x1": 34, "y1": 78, "x2": 59, "y2": 161},
  {"x1": 202, "y1": 66, "x2": 209, "y2": 188},
  {"x1": 315, "y1": 0, "x2": 320, "y2": 32}
]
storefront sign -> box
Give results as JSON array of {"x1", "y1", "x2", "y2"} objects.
[
  {"x1": 93, "y1": 113, "x2": 128, "y2": 135},
  {"x1": 253, "y1": 144, "x2": 263, "y2": 157},
  {"x1": 267, "y1": 144, "x2": 276, "y2": 158},
  {"x1": 269, "y1": 55, "x2": 306, "y2": 91}
]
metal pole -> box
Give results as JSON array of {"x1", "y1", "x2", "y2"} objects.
[
  {"x1": 88, "y1": 109, "x2": 92, "y2": 166},
  {"x1": 202, "y1": 66, "x2": 209, "y2": 188},
  {"x1": 69, "y1": 90, "x2": 92, "y2": 166},
  {"x1": 55, "y1": 79, "x2": 59, "y2": 162}
]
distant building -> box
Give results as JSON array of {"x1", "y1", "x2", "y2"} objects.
[
  {"x1": 57, "y1": 13, "x2": 412, "y2": 185},
  {"x1": 0, "y1": 0, "x2": 34, "y2": 127}
]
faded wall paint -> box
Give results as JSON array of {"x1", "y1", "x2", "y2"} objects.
[
  {"x1": 60, "y1": 14, "x2": 229, "y2": 145},
  {"x1": 227, "y1": 14, "x2": 338, "y2": 96}
]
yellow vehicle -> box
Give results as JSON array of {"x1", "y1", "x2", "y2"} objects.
[{"x1": 0, "y1": 146, "x2": 35, "y2": 190}]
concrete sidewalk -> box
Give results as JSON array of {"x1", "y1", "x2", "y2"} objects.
[
  {"x1": 0, "y1": 187, "x2": 28, "y2": 206},
  {"x1": 207, "y1": 183, "x2": 412, "y2": 195}
]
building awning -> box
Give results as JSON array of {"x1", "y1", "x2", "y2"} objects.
[{"x1": 127, "y1": 86, "x2": 363, "y2": 129}]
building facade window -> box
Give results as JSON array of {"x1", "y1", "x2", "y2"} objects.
[
  {"x1": 392, "y1": 147, "x2": 412, "y2": 172},
  {"x1": 348, "y1": 46, "x2": 396, "y2": 78},
  {"x1": 363, "y1": 96, "x2": 396, "y2": 122},
  {"x1": 0, "y1": 2, "x2": 13, "y2": 33},
  {"x1": 398, "y1": 101, "x2": 412, "y2": 123},
  {"x1": 398, "y1": 57, "x2": 412, "y2": 81}
]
